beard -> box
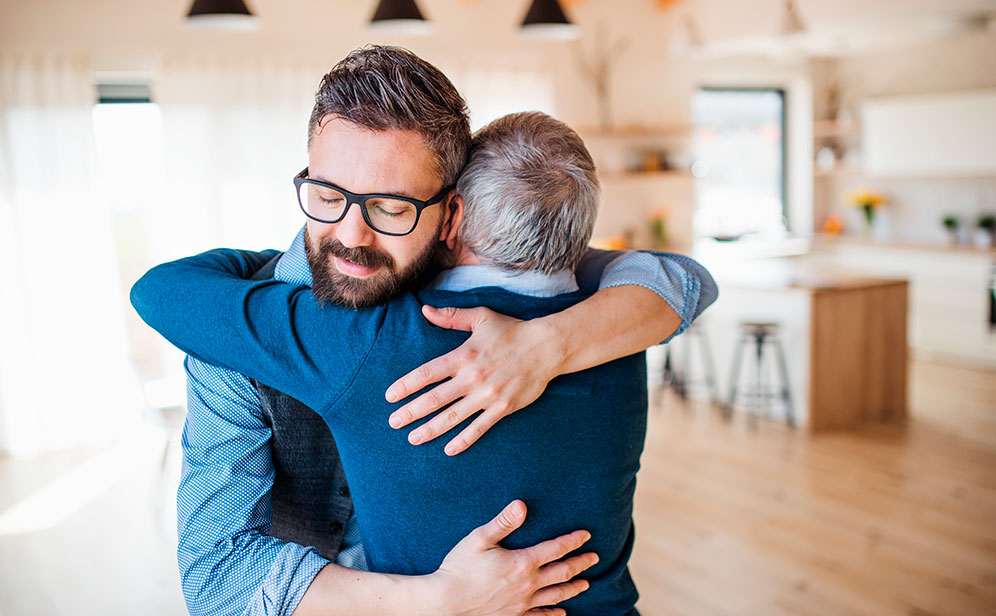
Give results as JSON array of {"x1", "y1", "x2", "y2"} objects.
[{"x1": 304, "y1": 227, "x2": 448, "y2": 308}]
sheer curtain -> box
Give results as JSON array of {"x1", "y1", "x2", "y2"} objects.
[
  {"x1": 152, "y1": 57, "x2": 321, "y2": 263},
  {"x1": 0, "y1": 54, "x2": 140, "y2": 455}
]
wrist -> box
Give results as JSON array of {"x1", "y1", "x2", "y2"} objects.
[
  {"x1": 418, "y1": 571, "x2": 458, "y2": 616},
  {"x1": 530, "y1": 314, "x2": 572, "y2": 378}
]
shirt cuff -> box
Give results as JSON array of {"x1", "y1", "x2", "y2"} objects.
[
  {"x1": 598, "y1": 251, "x2": 701, "y2": 344},
  {"x1": 245, "y1": 545, "x2": 330, "y2": 616}
]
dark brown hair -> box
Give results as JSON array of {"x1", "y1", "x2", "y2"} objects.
[{"x1": 308, "y1": 45, "x2": 471, "y2": 187}]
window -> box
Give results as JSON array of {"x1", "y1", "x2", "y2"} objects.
[{"x1": 691, "y1": 88, "x2": 786, "y2": 240}]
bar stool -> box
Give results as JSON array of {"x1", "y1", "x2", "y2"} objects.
[
  {"x1": 661, "y1": 323, "x2": 720, "y2": 405},
  {"x1": 725, "y1": 321, "x2": 795, "y2": 426}
]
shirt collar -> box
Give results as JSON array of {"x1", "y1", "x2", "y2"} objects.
[
  {"x1": 429, "y1": 264, "x2": 579, "y2": 297},
  {"x1": 275, "y1": 226, "x2": 313, "y2": 285}
]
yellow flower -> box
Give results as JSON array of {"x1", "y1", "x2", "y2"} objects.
[{"x1": 846, "y1": 189, "x2": 886, "y2": 208}]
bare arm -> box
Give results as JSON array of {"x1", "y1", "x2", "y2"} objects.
[{"x1": 293, "y1": 501, "x2": 596, "y2": 616}]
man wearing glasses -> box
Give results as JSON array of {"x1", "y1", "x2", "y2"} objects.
[{"x1": 138, "y1": 46, "x2": 715, "y2": 615}]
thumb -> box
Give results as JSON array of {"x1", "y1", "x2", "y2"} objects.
[
  {"x1": 474, "y1": 500, "x2": 527, "y2": 546},
  {"x1": 422, "y1": 305, "x2": 488, "y2": 332}
]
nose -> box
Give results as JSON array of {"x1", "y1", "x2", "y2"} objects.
[{"x1": 335, "y1": 201, "x2": 375, "y2": 248}]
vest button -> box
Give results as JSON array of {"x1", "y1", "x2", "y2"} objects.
[{"x1": 338, "y1": 485, "x2": 350, "y2": 498}]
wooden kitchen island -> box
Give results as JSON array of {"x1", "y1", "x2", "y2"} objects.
[{"x1": 694, "y1": 257, "x2": 909, "y2": 432}]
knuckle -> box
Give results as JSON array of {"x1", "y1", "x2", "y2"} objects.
[
  {"x1": 512, "y1": 558, "x2": 533, "y2": 577},
  {"x1": 444, "y1": 407, "x2": 462, "y2": 425},
  {"x1": 470, "y1": 422, "x2": 487, "y2": 439},
  {"x1": 479, "y1": 383, "x2": 497, "y2": 398}
]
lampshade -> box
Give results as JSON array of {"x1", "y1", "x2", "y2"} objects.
[
  {"x1": 370, "y1": 0, "x2": 433, "y2": 35},
  {"x1": 185, "y1": 0, "x2": 259, "y2": 30},
  {"x1": 520, "y1": 0, "x2": 579, "y2": 40}
]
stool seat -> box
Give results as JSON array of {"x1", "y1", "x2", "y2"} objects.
[
  {"x1": 740, "y1": 322, "x2": 779, "y2": 336},
  {"x1": 726, "y1": 321, "x2": 795, "y2": 426}
]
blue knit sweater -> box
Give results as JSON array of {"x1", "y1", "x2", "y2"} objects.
[{"x1": 132, "y1": 248, "x2": 647, "y2": 616}]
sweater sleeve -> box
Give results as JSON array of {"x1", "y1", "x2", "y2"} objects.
[{"x1": 130, "y1": 248, "x2": 380, "y2": 413}]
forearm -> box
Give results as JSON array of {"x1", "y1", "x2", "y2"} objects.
[
  {"x1": 293, "y1": 565, "x2": 441, "y2": 616},
  {"x1": 538, "y1": 284, "x2": 680, "y2": 376}
]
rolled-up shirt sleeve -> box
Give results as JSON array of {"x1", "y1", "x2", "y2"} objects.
[
  {"x1": 178, "y1": 356, "x2": 329, "y2": 616},
  {"x1": 575, "y1": 248, "x2": 718, "y2": 344}
]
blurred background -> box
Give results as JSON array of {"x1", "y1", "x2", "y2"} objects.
[{"x1": 0, "y1": 0, "x2": 994, "y2": 614}]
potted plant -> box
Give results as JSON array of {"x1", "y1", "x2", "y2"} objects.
[
  {"x1": 942, "y1": 215, "x2": 960, "y2": 245},
  {"x1": 976, "y1": 214, "x2": 995, "y2": 249}
]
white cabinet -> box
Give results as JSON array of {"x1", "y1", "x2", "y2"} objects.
[{"x1": 863, "y1": 90, "x2": 996, "y2": 178}]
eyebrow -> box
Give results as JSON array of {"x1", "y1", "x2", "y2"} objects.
[{"x1": 309, "y1": 174, "x2": 425, "y2": 201}]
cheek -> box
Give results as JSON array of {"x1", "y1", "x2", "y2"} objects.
[
  {"x1": 378, "y1": 237, "x2": 418, "y2": 268},
  {"x1": 307, "y1": 219, "x2": 334, "y2": 239}
]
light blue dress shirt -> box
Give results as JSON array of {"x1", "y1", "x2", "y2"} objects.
[{"x1": 176, "y1": 227, "x2": 717, "y2": 616}]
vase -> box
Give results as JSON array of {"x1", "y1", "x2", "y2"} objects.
[{"x1": 861, "y1": 204, "x2": 875, "y2": 239}]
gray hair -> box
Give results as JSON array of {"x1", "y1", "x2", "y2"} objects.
[
  {"x1": 308, "y1": 45, "x2": 470, "y2": 187},
  {"x1": 456, "y1": 112, "x2": 600, "y2": 274}
]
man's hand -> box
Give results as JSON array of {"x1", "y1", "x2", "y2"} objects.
[
  {"x1": 385, "y1": 305, "x2": 563, "y2": 456},
  {"x1": 294, "y1": 500, "x2": 596, "y2": 616},
  {"x1": 432, "y1": 500, "x2": 597, "y2": 616}
]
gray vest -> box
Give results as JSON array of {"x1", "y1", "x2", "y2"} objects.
[{"x1": 251, "y1": 256, "x2": 353, "y2": 560}]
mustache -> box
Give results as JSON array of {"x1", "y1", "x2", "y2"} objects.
[{"x1": 316, "y1": 236, "x2": 394, "y2": 270}]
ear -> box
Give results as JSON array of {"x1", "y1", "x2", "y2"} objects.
[{"x1": 439, "y1": 193, "x2": 464, "y2": 251}]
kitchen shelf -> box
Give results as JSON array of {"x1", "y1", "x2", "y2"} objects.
[
  {"x1": 599, "y1": 170, "x2": 693, "y2": 182},
  {"x1": 813, "y1": 119, "x2": 861, "y2": 140},
  {"x1": 814, "y1": 164, "x2": 863, "y2": 178},
  {"x1": 578, "y1": 125, "x2": 693, "y2": 140}
]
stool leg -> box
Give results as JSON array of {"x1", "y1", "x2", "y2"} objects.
[
  {"x1": 661, "y1": 345, "x2": 674, "y2": 387},
  {"x1": 773, "y1": 339, "x2": 796, "y2": 427},
  {"x1": 698, "y1": 330, "x2": 721, "y2": 406},
  {"x1": 749, "y1": 333, "x2": 764, "y2": 429},
  {"x1": 725, "y1": 335, "x2": 748, "y2": 420}
]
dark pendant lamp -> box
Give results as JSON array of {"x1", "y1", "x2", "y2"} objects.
[
  {"x1": 185, "y1": 0, "x2": 259, "y2": 30},
  {"x1": 370, "y1": 0, "x2": 433, "y2": 35},
  {"x1": 520, "y1": 0, "x2": 579, "y2": 40}
]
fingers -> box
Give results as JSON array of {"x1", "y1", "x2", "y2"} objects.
[
  {"x1": 389, "y1": 379, "x2": 466, "y2": 429},
  {"x1": 536, "y1": 552, "x2": 599, "y2": 589},
  {"x1": 518, "y1": 529, "x2": 591, "y2": 567},
  {"x1": 385, "y1": 353, "x2": 456, "y2": 403},
  {"x1": 473, "y1": 500, "x2": 527, "y2": 546},
  {"x1": 443, "y1": 407, "x2": 507, "y2": 456},
  {"x1": 525, "y1": 609, "x2": 566, "y2": 616},
  {"x1": 530, "y1": 579, "x2": 591, "y2": 610},
  {"x1": 408, "y1": 396, "x2": 485, "y2": 446},
  {"x1": 421, "y1": 305, "x2": 489, "y2": 332}
]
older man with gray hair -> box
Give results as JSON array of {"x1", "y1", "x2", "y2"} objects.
[{"x1": 133, "y1": 110, "x2": 699, "y2": 615}]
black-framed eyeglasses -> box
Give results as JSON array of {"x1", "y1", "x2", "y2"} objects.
[{"x1": 293, "y1": 168, "x2": 452, "y2": 237}]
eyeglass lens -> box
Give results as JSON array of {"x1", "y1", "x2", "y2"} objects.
[{"x1": 299, "y1": 183, "x2": 419, "y2": 234}]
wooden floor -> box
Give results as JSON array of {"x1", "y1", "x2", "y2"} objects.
[
  {"x1": 0, "y1": 359, "x2": 992, "y2": 615},
  {"x1": 629, "y1": 360, "x2": 996, "y2": 616}
]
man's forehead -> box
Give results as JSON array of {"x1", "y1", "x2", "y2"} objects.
[{"x1": 309, "y1": 118, "x2": 442, "y2": 197}]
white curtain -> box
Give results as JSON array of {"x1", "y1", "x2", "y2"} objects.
[
  {"x1": 0, "y1": 54, "x2": 140, "y2": 456},
  {"x1": 151, "y1": 56, "x2": 322, "y2": 262}
]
